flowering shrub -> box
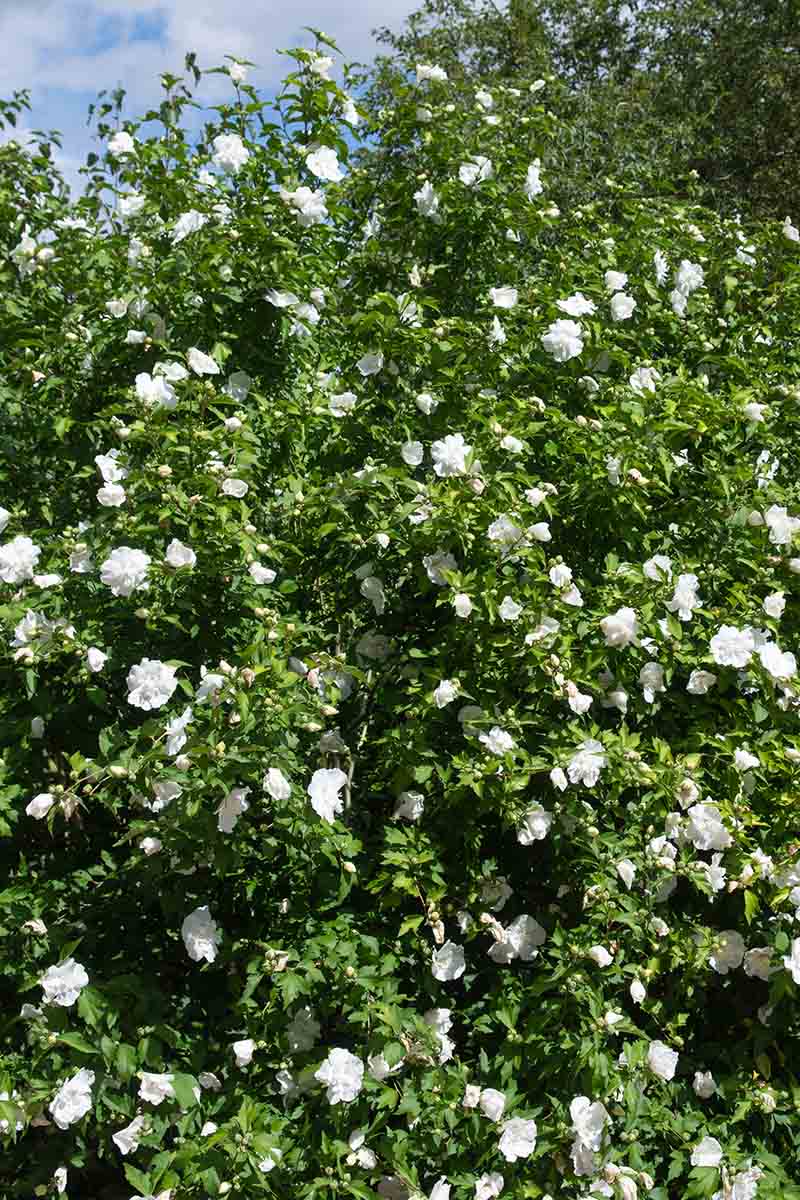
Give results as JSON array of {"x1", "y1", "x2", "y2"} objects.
[{"x1": 2, "y1": 36, "x2": 800, "y2": 1200}]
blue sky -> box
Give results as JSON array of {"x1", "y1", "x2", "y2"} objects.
[{"x1": 0, "y1": 0, "x2": 419, "y2": 186}]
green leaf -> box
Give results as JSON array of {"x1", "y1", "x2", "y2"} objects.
[
  {"x1": 171, "y1": 1073, "x2": 199, "y2": 1109},
  {"x1": 58, "y1": 1031, "x2": 99, "y2": 1055}
]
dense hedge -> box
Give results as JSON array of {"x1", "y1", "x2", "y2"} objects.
[{"x1": 2, "y1": 36, "x2": 800, "y2": 1200}]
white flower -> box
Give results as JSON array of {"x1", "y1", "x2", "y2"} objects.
[
  {"x1": 309, "y1": 52, "x2": 335, "y2": 79},
  {"x1": 630, "y1": 366, "x2": 660, "y2": 395},
  {"x1": 222, "y1": 478, "x2": 248, "y2": 497},
  {"x1": 600, "y1": 607, "x2": 638, "y2": 647},
  {"x1": 489, "y1": 516, "x2": 525, "y2": 547},
  {"x1": 640, "y1": 662, "x2": 666, "y2": 703},
  {"x1": 743, "y1": 947, "x2": 773, "y2": 981},
  {"x1": 630, "y1": 979, "x2": 646, "y2": 1004},
  {"x1": 488, "y1": 316, "x2": 506, "y2": 346},
  {"x1": 687, "y1": 669, "x2": 716, "y2": 695},
  {"x1": 784, "y1": 216, "x2": 800, "y2": 243},
  {"x1": 308, "y1": 767, "x2": 347, "y2": 823},
  {"x1": 181, "y1": 905, "x2": 220, "y2": 963},
  {"x1": 27, "y1": 792, "x2": 55, "y2": 819},
  {"x1": 112, "y1": 1113, "x2": 147, "y2": 1154},
  {"x1": 137, "y1": 1070, "x2": 175, "y2": 1104},
  {"x1": 135, "y1": 372, "x2": 177, "y2": 410},
  {"x1": 212, "y1": 133, "x2": 249, "y2": 173},
  {"x1": 474, "y1": 1173, "x2": 504, "y2": 1200},
  {"x1": 307, "y1": 146, "x2": 344, "y2": 182},
  {"x1": 571, "y1": 1096, "x2": 610, "y2": 1165},
  {"x1": 675, "y1": 259, "x2": 704, "y2": 295},
  {"x1": 217, "y1": 785, "x2": 251, "y2": 833},
  {"x1": 541, "y1": 319, "x2": 583, "y2": 362},
  {"x1": 233, "y1": 1038, "x2": 255, "y2": 1067},
  {"x1": 416, "y1": 62, "x2": 448, "y2": 82},
  {"x1": 98, "y1": 482, "x2": 126, "y2": 507},
  {"x1": 187, "y1": 347, "x2": 220, "y2": 375},
  {"x1": 693, "y1": 1070, "x2": 717, "y2": 1099},
  {"x1": 763, "y1": 591, "x2": 786, "y2": 619},
  {"x1": 479, "y1": 1088, "x2": 506, "y2": 1121},
  {"x1": 758, "y1": 641, "x2": 797, "y2": 680},
  {"x1": 416, "y1": 391, "x2": 439, "y2": 415},
  {"x1": 488, "y1": 914, "x2": 546, "y2": 964},
  {"x1": 764, "y1": 504, "x2": 800, "y2": 545},
  {"x1": 100, "y1": 546, "x2": 150, "y2": 597},
  {"x1": 498, "y1": 1117, "x2": 537, "y2": 1162},
  {"x1": 479, "y1": 726, "x2": 515, "y2": 755},
  {"x1": 643, "y1": 553, "x2": 672, "y2": 581},
  {"x1": 264, "y1": 768, "x2": 291, "y2": 801},
  {"x1": 610, "y1": 292, "x2": 636, "y2": 321},
  {"x1": 49, "y1": 1069, "x2": 94, "y2": 1129},
  {"x1": 433, "y1": 679, "x2": 459, "y2": 708},
  {"x1": 127, "y1": 659, "x2": 178, "y2": 710},
  {"x1": 401, "y1": 440, "x2": 424, "y2": 466},
  {"x1": 432, "y1": 940, "x2": 466, "y2": 981},
  {"x1": 489, "y1": 286, "x2": 518, "y2": 309},
  {"x1": 250, "y1": 562, "x2": 277, "y2": 585},
  {"x1": 330, "y1": 390, "x2": 357, "y2": 417},
  {"x1": 686, "y1": 803, "x2": 732, "y2": 851},
  {"x1": 165, "y1": 706, "x2": 193, "y2": 754},
  {"x1": 108, "y1": 131, "x2": 135, "y2": 156},
  {"x1": 393, "y1": 791, "x2": 425, "y2": 821},
  {"x1": 499, "y1": 596, "x2": 523, "y2": 621},
  {"x1": 0, "y1": 535, "x2": 41, "y2": 582},
  {"x1": 414, "y1": 181, "x2": 440, "y2": 219},
  {"x1": 517, "y1": 803, "x2": 553, "y2": 844},
  {"x1": 459, "y1": 157, "x2": 493, "y2": 186},
  {"x1": 166, "y1": 539, "x2": 196, "y2": 569},
  {"x1": 524, "y1": 160, "x2": 543, "y2": 200},
  {"x1": 709, "y1": 930, "x2": 745, "y2": 975},
  {"x1": 646, "y1": 1040, "x2": 678, "y2": 1081},
  {"x1": 710, "y1": 624, "x2": 754, "y2": 667},
  {"x1": 432, "y1": 432, "x2": 471, "y2": 477},
  {"x1": 667, "y1": 573, "x2": 701, "y2": 621},
  {"x1": 604, "y1": 270, "x2": 628, "y2": 292},
  {"x1": 361, "y1": 575, "x2": 386, "y2": 614},
  {"x1": 281, "y1": 185, "x2": 328, "y2": 226},
  {"x1": 588, "y1": 945, "x2": 613, "y2": 967},
  {"x1": 691, "y1": 1137, "x2": 723, "y2": 1167},
  {"x1": 140, "y1": 836, "x2": 162, "y2": 856},
  {"x1": 782, "y1": 937, "x2": 800, "y2": 982},
  {"x1": 568, "y1": 739, "x2": 606, "y2": 787},
  {"x1": 557, "y1": 292, "x2": 596, "y2": 317},
  {"x1": 735, "y1": 748, "x2": 760, "y2": 772},
  {"x1": 654, "y1": 249, "x2": 669, "y2": 283},
  {"x1": 172, "y1": 209, "x2": 208, "y2": 243},
  {"x1": 616, "y1": 859, "x2": 636, "y2": 889},
  {"x1": 118, "y1": 193, "x2": 145, "y2": 219},
  {"x1": 423, "y1": 549, "x2": 458, "y2": 585},
  {"x1": 40, "y1": 959, "x2": 89, "y2": 1007},
  {"x1": 316, "y1": 1048, "x2": 364, "y2": 1103},
  {"x1": 95, "y1": 449, "x2": 127, "y2": 482}
]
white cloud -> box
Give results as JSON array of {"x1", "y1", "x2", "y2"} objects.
[
  {"x1": 1, "y1": 0, "x2": 417, "y2": 190},
  {"x1": 1, "y1": 0, "x2": 417, "y2": 101}
]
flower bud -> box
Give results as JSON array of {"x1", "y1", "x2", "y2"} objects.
[{"x1": 157, "y1": 464, "x2": 172, "y2": 477}]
